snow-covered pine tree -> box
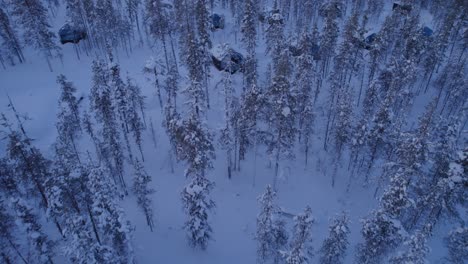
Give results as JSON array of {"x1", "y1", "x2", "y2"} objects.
[
  {"x1": 195, "y1": 0, "x2": 211, "y2": 49},
  {"x1": 55, "y1": 74, "x2": 82, "y2": 163},
  {"x1": 265, "y1": 10, "x2": 285, "y2": 62},
  {"x1": 125, "y1": 0, "x2": 142, "y2": 42},
  {"x1": 219, "y1": 71, "x2": 234, "y2": 179},
  {"x1": 182, "y1": 28, "x2": 209, "y2": 115},
  {"x1": 356, "y1": 169, "x2": 411, "y2": 263},
  {"x1": 445, "y1": 226, "x2": 468, "y2": 264},
  {"x1": 0, "y1": 7, "x2": 24, "y2": 65},
  {"x1": 0, "y1": 198, "x2": 25, "y2": 264},
  {"x1": 62, "y1": 215, "x2": 117, "y2": 264},
  {"x1": 266, "y1": 50, "x2": 296, "y2": 188},
  {"x1": 125, "y1": 76, "x2": 146, "y2": 161},
  {"x1": 294, "y1": 32, "x2": 316, "y2": 166},
  {"x1": 177, "y1": 112, "x2": 216, "y2": 249},
  {"x1": 241, "y1": 0, "x2": 258, "y2": 87},
  {"x1": 256, "y1": 185, "x2": 288, "y2": 264},
  {"x1": 319, "y1": 2, "x2": 340, "y2": 76},
  {"x1": 89, "y1": 59, "x2": 126, "y2": 191},
  {"x1": 132, "y1": 159, "x2": 155, "y2": 231},
  {"x1": 356, "y1": 209, "x2": 407, "y2": 264},
  {"x1": 389, "y1": 226, "x2": 431, "y2": 264},
  {"x1": 282, "y1": 206, "x2": 314, "y2": 264},
  {"x1": 10, "y1": 0, "x2": 61, "y2": 71},
  {"x1": 181, "y1": 174, "x2": 215, "y2": 250},
  {"x1": 241, "y1": 0, "x2": 257, "y2": 55},
  {"x1": 4, "y1": 129, "x2": 51, "y2": 208},
  {"x1": 319, "y1": 213, "x2": 350, "y2": 264},
  {"x1": 238, "y1": 84, "x2": 263, "y2": 164},
  {"x1": 11, "y1": 198, "x2": 55, "y2": 263},
  {"x1": 87, "y1": 166, "x2": 135, "y2": 263},
  {"x1": 95, "y1": 0, "x2": 132, "y2": 52},
  {"x1": 435, "y1": 59, "x2": 466, "y2": 117}
]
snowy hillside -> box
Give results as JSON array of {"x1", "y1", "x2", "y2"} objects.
[{"x1": 0, "y1": 0, "x2": 466, "y2": 263}]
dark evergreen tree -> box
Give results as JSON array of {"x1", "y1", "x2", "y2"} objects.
[
  {"x1": 319, "y1": 213, "x2": 350, "y2": 264},
  {"x1": 11, "y1": 198, "x2": 55, "y2": 263},
  {"x1": 282, "y1": 206, "x2": 314, "y2": 264},
  {"x1": 265, "y1": 50, "x2": 296, "y2": 188},
  {"x1": 87, "y1": 166, "x2": 135, "y2": 263},
  {"x1": 0, "y1": 7, "x2": 24, "y2": 65},
  {"x1": 89, "y1": 60, "x2": 126, "y2": 191},
  {"x1": 256, "y1": 185, "x2": 288, "y2": 264},
  {"x1": 11, "y1": 0, "x2": 62, "y2": 70},
  {"x1": 0, "y1": 198, "x2": 25, "y2": 264},
  {"x1": 181, "y1": 174, "x2": 215, "y2": 250},
  {"x1": 445, "y1": 227, "x2": 468, "y2": 264},
  {"x1": 390, "y1": 227, "x2": 431, "y2": 264},
  {"x1": 132, "y1": 159, "x2": 155, "y2": 231}
]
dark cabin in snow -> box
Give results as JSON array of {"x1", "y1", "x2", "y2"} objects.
[
  {"x1": 210, "y1": 14, "x2": 225, "y2": 30},
  {"x1": 211, "y1": 44, "x2": 244, "y2": 74},
  {"x1": 392, "y1": 2, "x2": 412, "y2": 14},
  {"x1": 364, "y1": 33, "x2": 377, "y2": 49},
  {"x1": 422, "y1": 26, "x2": 433, "y2": 37},
  {"x1": 59, "y1": 23, "x2": 86, "y2": 44}
]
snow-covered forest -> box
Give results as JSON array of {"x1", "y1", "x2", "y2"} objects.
[{"x1": 0, "y1": 0, "x2": 466, "y2": 263}]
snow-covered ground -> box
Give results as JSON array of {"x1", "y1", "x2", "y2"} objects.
[{"x1": 0, "y1": 1, "x2": 466, "y2": 263}]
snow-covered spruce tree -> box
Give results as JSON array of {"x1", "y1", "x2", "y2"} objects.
[
  {"x1": 319, "y1": 213, "x2": 350, "y2": 264},
  {"x1": 324, "y1": 13, "x2": 361, "y2": 153},
  {"x1": 418, "y1": 145, "x2": 467, "y2": 227},
  {"x1": 356, "y1": 209, "x2": 407, "y2": 264},
  {"x1": 219, "y1": 71, "x2": 235, "y2": 179},
  {"x1": 256, "y1": 185, "x2": 288, "y2": 264},
  {"x1": 445, "y1": 226, "x2": 468, "y2": 264},
  {"x1": 266, "y1": 50, "x2": 296, "y2": 188},
  {"x1": 241, "y1": 0, "x2": 257, "y2": 55},
  {"x1": 144, "y1": 0, "x2": 178, "y2": 69},
  {"x1": 0, "y1": 7, "x2": 24, "y2": 65},
  {"x1": 282, "y1": 206, "x2": 314, "y2": 264},
  {"x1": 241, "y1": 0, "x2": 258, "y2": 87},
  {"x1": 238, "y1": 84, "x2": 263, "y2": 163},
  {"x1": 132, "y1": 159, "x2": 155, "y2": 231},
  {"x1": 55, "y1": 74, "x2": 82, "y2": 163},
  {"x1": 319, "y1": 2, "x2": 340, "y2": 76},
  {"x1": 4, "y1": 129, "x2": 51, "y2": 208},
  {"x1": 195, "y1": 0, "x2": 211, "y2": 49},
  {"x1": 182, "y1": 28, "x2": 209, "y2": 114},
  {"x1": 435, "y1": 59, "x2": 466, "y2": 117},
  {"x1": 94, "y1": 0, "x2": 132, "y2": 51},
  {"x1": 181, "y1": 173, "x2": 215, "y2": 250},
  {"x1": 62, "y1": 215, "x2": 118, "y2": 264},
  {"x1": 10, "y1": 0, "x2": 61, "y2": 71},
  {"x1": 89, "y1": 59, "x2": 126, "y2": 191},
  {"x1": 0, "y1": 198, "x2": 25, "y2": 264},
  {"x1": 356, "y1": 170, "x2": 411, "y2": 263},
  {"x1": 329, "y1": 85, "x2": 353, "y2": 183},
  {"x1": 294, "y1": 32, "x2": 316, "y2": 166},
  {"x1": 10, "y1": 198, "x2": 55, "y2": 263},
  {"x1": 125, "y1": 0, "x2": 142, "y2": 42},
  {"x1": 87, "y1": 166, "x2": 135, "y2": 263},
  {"x1": 176, "y1": 93, "x2": 215, "y2": 249},
  {"x1": 389, "y1": 226, "x2": 431, "y2": 264},
  {"x1": 144, "y1": 0, "x2": 169, "y2": 42},
  {"x1": 125, "y1": 76, "x2": 146, "y2": 161},
  {"x1": 110, "y1": 60, "x2": 146, "y2": 162},
  {"x1": 265, "y1": 10, "x2": 285, "y2": 62}
]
